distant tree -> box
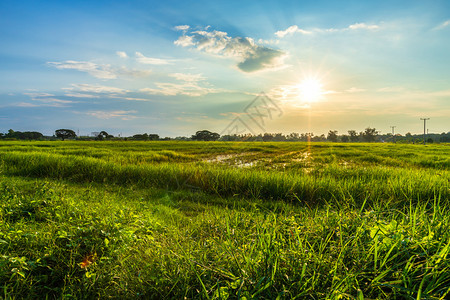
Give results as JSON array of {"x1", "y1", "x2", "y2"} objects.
[
  {"x1": 21, "y1": 131, "x2": 43, "y2": 140},
  {"x1": 327, "y1": 130, "x2": 338, "y2": 142},
  {"x1": 361, "y1": 127, "x2": 378, "y2": 142},
  {"x1": 341, "y1": 135, "x2": 349, "y2": 142},
  {"x1": 100, "y1": 131, "x2": 113, "y2": 139},
  {"x1": 348, "y1": 130, "x2": 359, "y2": 142},
  {"x1": 262, "y1": 133, "x2": 273, "y2": 142},
  {"x1": 220, "y1": 134, "x2": 241, "y2": 141},
  {"x1": 426, "y1": 138, "x2": 434, "y2": 144},
  {"x1": 440, "y1": 132, "x2": 450, "y2": 143},
  {"x1": 132, "y1": 133, "x2": 149, "y2": 140},
  {"x1": 3, "y1": 129, "x2": 43, "y2": 140},
  {"x1": 174, "y1": 136, "x2": 190, "y2": 141},
  {"x1": 300, "y1": 133, "x2": 312, "y2": 142},
  {"x1": 191, "y1": 130, "x2": 220, "y2": 141},
  {"x1": 287, "y1": 132, "x2": 299, "y2": 141},
  {"x1": 312, "y1": 134, "x2": 326, "y2": 142},
  {"x1": 55, "y1": 129, "x2": 76, "y2": 141},
  {"x1": 96, "y1": 131, "x2": 111, "y2": 140},
  {"x1": 148, "y1": 134, "x2": 159, "y2": 141}
]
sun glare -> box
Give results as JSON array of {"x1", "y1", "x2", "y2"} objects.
[{"x1": 297, "y1": 77, "x2": 323, "y2": 103}]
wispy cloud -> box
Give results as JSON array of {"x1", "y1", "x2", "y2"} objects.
[
  {"x1": 116, "y1": 51, "x2": 128, "y2": 58},
  {"x1": 433, "y1": 20, "x2": 450, "y2": 30},
  {"x1": 23, "y1": 92, "x2": 55, "y2": 98},
  {"x1": 348, "y1": 23, "x2": 380, "y2": 30},
  {"x1": 174, "y1": 25, "x2": 190, "y2": 31},
  {"x1": 275, "y1": 25, "x2": 313, "y2": 38},
  {"x1": 84, "y1": 110, "x2": 138, "y2": 120},
  {"x1": 141, "y1": 72, "x2": 218, "y2": 96},
  {"x1": 135, "y1": 52, "x2": 172, "y2": 65},
  {"x1": 23, "y1": 92, "x2": 74, "y2": 107},
  {"x1": 169, "y1": 73, "x2": 205, "y2": 82},
  {"x1": 47, "y1": 60, "x2": 150, "y2": 79},
  {"x1": 64, "y1": 93, "x2": 100, "y2": 98},
  {"x1": 63, "y1": 83, "x2": 128, "y2": 95},
  {"x1": 174, "y1": 27, "x2": 287, "y2": 72},
  {"x1": 275, "y1": 22, "x2": 381, "y2": 38},
  {"x1": 61, "y1": 84, "x2": 153, "y2": 102},
  {"x1": 346, "y1": 87, "x2": 366, "y2": 93},
  {"x1": 377, "y1": 86, "x2": 405, "y2": 93},
  {"x1": 16, "y1": 102, "x2": 41, "y2": 107}
]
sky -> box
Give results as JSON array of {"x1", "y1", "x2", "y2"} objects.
[{"x1": 1, "y1": 0, "x2": 449, "y2": 137}]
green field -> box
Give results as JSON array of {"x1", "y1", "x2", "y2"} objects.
[{"x1": 0, "y1": 141, "x2": 449, "y2": 299}]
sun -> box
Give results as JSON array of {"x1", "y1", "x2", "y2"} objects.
[{"x1": 297, "y1": 77, "x2": 324, "y2": 103}]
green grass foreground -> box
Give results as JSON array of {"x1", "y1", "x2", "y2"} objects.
[{"x1": 0, "y1": 141, "x2": 449, "y2": 299}]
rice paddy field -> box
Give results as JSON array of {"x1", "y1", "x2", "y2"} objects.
[{"x1": 0, "y1": 140, "x2": 449, "y2": 299}]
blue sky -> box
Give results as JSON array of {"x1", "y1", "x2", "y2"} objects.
[{"x1": 1, "y1": 0, "x2": 449, "y2": 137}]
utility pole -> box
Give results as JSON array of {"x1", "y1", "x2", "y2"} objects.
[
  {"x1": 390, "y1": 126, "x2": 396, "y2": 143},
  {"x1": 420, "y1": 118, "x2": 430, "y2": 144}
]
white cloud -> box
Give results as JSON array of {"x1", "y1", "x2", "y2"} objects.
[
  {"x1": 433, "y1": 20, "x2": 450, "y2": 30},
  {"x1": 378, "y1": 86, "x2": 405, "y2": 93},
  {"x1": 135, "y1": 52, "x2": 172, "y2": 65},
  {"x1": 346, "y1": 87, "x2": 366, "y2": 93},
  {"x1": 275, "y1": 25, "x2": 312, "y2": 38},
  {"x1": 48, "y1": 61, "x2": 118, "y2": 79},
  {"x1": 169, "y1": 73, "x2": 205, "y2": 82},
  {"x1": 116, "y1": 51, "x2": 128, "y2": 58},
  {"x1": 85, "y1": 110, "x2": 138, "y2": 120},
  {"x1": 63, "y1": 83, "x2": 128, "y2": 95},
  {"x1": 47, "y1": 60, "x2": 150, "y2": 79},
  {"x1": 23, "y1": 92, "x2": 74, "y2": 107},
  {"x1": 275, "y1": 22, "x2": 381, "y2": 38},
  {"x1": 348, "y1": 23, "x2": 379, "y2": 30},
  {"x1": 23, "y1": 92, "x2": 55, "y2": 98},
  {"x1": 174, "y1": 25, "x2": 190, "y2": 31},
  {"x1": 175, "y1": 27, "x2": 286, "y2": 72},
  {"x1": 122, "y1": 97, "x2": 152, "y2": 101},
  {"x1": 16, "y1": 102, "x2": 40, "y2": 107},
  {"x1": 141, "y1": 73, "x2": 218, "y2": 97},
  {"x1": 174, "y1": 35, "x2": 195, "y2": 47},
  {"x1": 64, "y1": 93, "x2": 100, "y2": 98},
  {"x1": 61, "y1": 84, "x2": 153, "y2": 102}
]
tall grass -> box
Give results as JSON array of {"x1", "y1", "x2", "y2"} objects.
[
  {"x1": 0, "y1": 141, "x2": 449, "y2": 299},
  {"x1": 0, "y1": 149, "x2": 447, "y2": 207}
]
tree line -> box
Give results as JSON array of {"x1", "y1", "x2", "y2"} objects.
[{"x1": 1, "y1": 128, "x2": 449, "y2": 143}]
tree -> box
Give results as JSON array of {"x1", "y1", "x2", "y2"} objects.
[
  {"x1": 191, "y1": 130, "x2": 220, "y2": 141},
  {"x1": 440, "y1": 132, "x2": 450, "y2": 143},
  {"x1": 348, "y1": 130, "x2": 359, "y2": 142},
  {"x1": 361, "y1": 127, "x2": 378, "y2": 142},
  {"x1": 132, "y1": 133, "x2": 149, "y2": 140},
  {"x1": 262, "y1": 133, "x2": 273, "y2": 142},
  {"x1": 96, "y1": 131, "x2": 114, "y2": 140},
  {"x1": 327, "y1": 130, "x2": 338, "y2": 142},
  {"x1": 341, "y1": 135, "x2": 349, "y2": 142},
  {"x1": 148, "y1": 134, "x2": 159, "y2": 141},
  {"x1": 4, "y1": 129, "x2": 43, "y2": 140},
  {"x1": 55, "y1": 129, "x2": 76, "y2": 141},
  {"x1": 20, "y1": 131, "x2": 43, "y2": 140},
  {"x1": 287, "y1": 132, "x2": 299, "y2": 141}
]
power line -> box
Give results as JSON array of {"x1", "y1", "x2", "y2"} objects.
[{"x1": 420, "y1": 118, "x2": 430, "y2": 144}]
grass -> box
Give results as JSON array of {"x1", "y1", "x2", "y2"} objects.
[{"x1": 0, "y1": 141, "x2": 449, "y2": 299}]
